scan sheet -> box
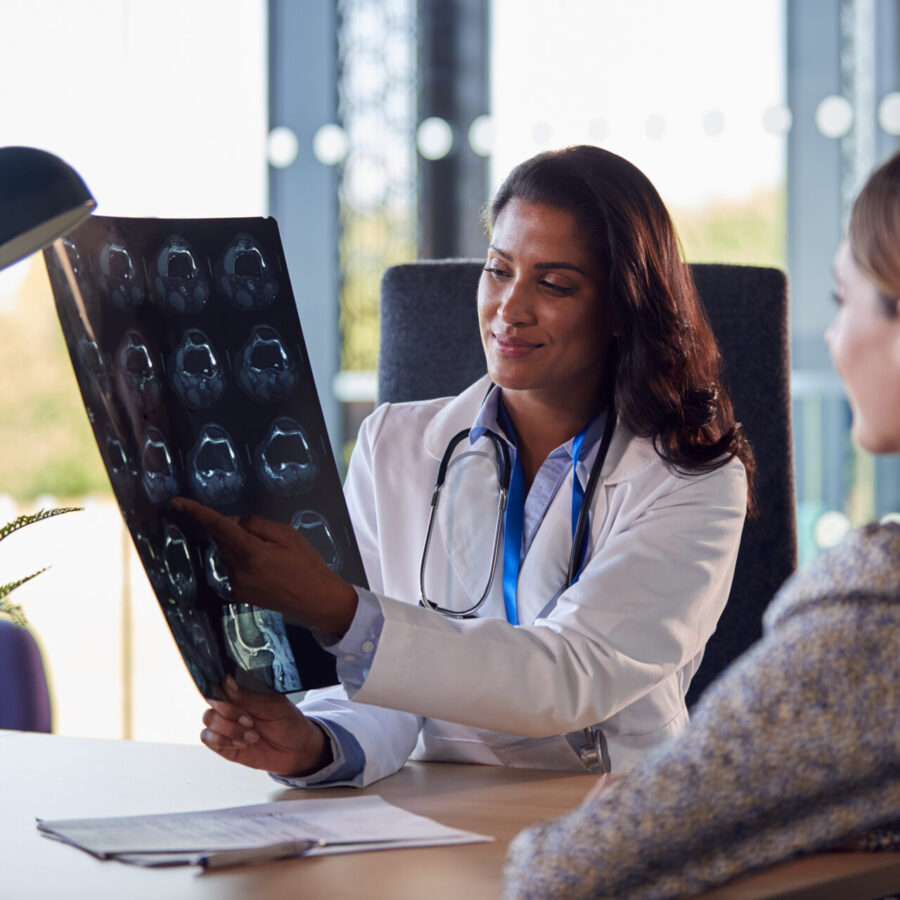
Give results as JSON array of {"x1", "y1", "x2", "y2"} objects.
[{"x1": 44, "y1": 216, "x2": 367, "y2": 697}]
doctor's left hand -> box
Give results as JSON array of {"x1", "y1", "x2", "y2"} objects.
[{"x1": 171, "y1": 496, "x2": 358, "y2": 638}]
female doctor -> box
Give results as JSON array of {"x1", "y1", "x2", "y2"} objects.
[{"x1": 174, "y1": 145, "x2": 754, "y2": 788}]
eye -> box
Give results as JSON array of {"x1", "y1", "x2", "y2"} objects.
[
  {"x1": 539, "y1": 278, "x2": 576, "y2": 297},
  {"x1": 831, "y1": 290, "x2": 844, "y2": 307},
  {"x1": 483, "y1": 263, "x2": 511, "y2": 279}
]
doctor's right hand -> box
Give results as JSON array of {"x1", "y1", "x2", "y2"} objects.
[{"x1": 201, "y1": 675, "x2": 333, "y2": 777}]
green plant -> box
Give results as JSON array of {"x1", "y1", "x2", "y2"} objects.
[{"x1": 0, "y1": 507, "x2": 82, "y2": 625}]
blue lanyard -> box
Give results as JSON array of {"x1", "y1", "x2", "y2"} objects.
[{"x1": 501, "y1": 420, "x2": 592, "y2": 626}]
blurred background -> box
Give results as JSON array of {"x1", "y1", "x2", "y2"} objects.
[{"x1": 1, "y1": 0, "x2": 897, "y2": 743}]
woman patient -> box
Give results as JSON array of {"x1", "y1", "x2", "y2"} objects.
[{"x1": 503, "y1": 151, "x2": 900, "y2": 899}]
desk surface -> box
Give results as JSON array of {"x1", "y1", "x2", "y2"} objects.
[{"x1": 2, "y1": 730, "x2": 899, "y2": 900}]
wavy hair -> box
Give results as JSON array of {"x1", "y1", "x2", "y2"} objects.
[
  {"x1": 849, "y1": 150, "x2": 900, "y2": 317},
  {"x1": 485, "y1": 145, "x2": 755, "y2": 503}
]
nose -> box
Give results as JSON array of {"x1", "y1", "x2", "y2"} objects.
[{"x1": 496, "y1": 276, "x2": 535, "y2": 325}]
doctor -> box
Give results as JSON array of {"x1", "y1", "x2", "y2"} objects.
[{"x1": 174, "y1": 145, "x2": 753, "y2": 788}]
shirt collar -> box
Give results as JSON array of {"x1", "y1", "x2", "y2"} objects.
[{"x1": 469, "y1": 383, "x2": 607, "y2": 462}]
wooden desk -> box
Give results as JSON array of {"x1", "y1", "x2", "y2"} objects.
[{"x1": 2, "y1": 730, "x2": 899, "y2": 899}]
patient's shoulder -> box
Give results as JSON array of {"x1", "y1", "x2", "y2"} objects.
[{"x1": 764, "y1": 522, "x2": 900, "y2": 629}]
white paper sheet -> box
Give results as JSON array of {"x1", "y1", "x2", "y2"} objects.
[{"x1": 36, "y1": 795, "x2": 490, "y2": 864}]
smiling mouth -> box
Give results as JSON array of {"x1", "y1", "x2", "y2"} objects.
[{"x1": 494, "y1": 333, "x2": 541, "y2": 357}]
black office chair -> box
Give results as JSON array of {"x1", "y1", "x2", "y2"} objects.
[{"x1": 378, "y1": 260, "x2": 797, "y2": 705}]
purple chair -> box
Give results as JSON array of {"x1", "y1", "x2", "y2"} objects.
[{"x1": 0, "y1": 618, "x2": 52, "y2": 732}]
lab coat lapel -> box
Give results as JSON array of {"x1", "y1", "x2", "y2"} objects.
[{"x1": 517, "y1": 420, "x2": 649, "y2": 624}]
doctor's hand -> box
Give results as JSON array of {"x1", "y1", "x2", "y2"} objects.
[
  {"x1": 171, "y1": 496, "x2": 358, "y2": 638},
  {"x1": 201, "y1": 675, "x2": 333, "y2": 776}
]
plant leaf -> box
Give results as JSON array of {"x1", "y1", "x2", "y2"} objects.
[
  {"x1": 0, "y1": 568, "x2": 50, "y2": 601},
  {"x1": 0, "y1": 506, "x2": 83, "y2": 543}
]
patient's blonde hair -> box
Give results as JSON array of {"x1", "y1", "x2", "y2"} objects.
[{"x1": 849, "y1": 151, "x2": 900, "y2": 316}]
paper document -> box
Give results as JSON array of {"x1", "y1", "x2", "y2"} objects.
[{"x1": 37, "y1": 795, "x2": 490, "y2": 868}]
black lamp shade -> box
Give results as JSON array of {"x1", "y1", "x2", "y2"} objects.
[{"x1": 0, "y1": 146, "x2": 96, "y2": 271}]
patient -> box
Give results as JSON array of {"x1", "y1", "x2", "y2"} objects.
[{"x1": 503, "y1": 152, "x2": 900, "y2": 899}]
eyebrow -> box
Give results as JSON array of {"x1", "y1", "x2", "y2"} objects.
[{"x1": 488, "y1": 245, "x2": 588, "y2": 276}]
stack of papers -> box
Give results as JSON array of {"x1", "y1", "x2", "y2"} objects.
[{"x1": 37, "y1": 795, "x2": 491, "y2": 869}]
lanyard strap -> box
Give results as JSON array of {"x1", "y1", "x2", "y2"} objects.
[
  {"x1": 569, "y1": 427, "x2": 590, "y2": 585},
  {"x1": 501, "y1": 420, "x2": 593, "y2": 626},
  {"x1": 501, "y1": 455, "x2": 526, "y2": 625}
]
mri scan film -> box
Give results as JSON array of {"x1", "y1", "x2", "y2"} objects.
[{"x1": 44, "y1": 215, "x2": 368, "y2": 699}]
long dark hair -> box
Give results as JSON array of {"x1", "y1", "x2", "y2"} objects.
[{"x1": 486, "y1": 145, "x2": 755, "y2": 501}]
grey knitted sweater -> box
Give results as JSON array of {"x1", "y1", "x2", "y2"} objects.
[{"x1": 504, "y1": 523, "x2": 900, "y2": 899}]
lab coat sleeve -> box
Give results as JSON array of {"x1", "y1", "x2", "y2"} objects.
[
  {"x1": 296, "y1": 404, "x2": 425, "y2": 787},
  {"x1": 352, "y1": 456, "x2": 747, "y2": 738}
]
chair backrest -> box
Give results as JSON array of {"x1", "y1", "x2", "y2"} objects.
[
  {"x1": 378, "y1": 260, "x2": 797, "y2": 704},
  {"x1": 0, "y1": 618, "x2": 52, "y2": 732}
]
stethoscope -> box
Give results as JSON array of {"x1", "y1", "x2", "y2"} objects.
[{"x1": 417, "y1": 399, "x2": 618, "y2": 773}]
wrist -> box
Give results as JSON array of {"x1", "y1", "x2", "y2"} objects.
[
  {"x1": 281, "y1": 720, "x2": 334, "y2": 777},
  {"x1": 317, "y1": 581, "x2": 359, "y2": 638}
]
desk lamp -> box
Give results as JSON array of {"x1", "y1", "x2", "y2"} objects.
[{"x1": 0, "y1": 146, "x2": 95, "y2": 271}]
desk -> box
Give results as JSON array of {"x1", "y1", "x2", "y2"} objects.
[{"x1": 2, "y1": 730, "x2": 899, "y2": 899}]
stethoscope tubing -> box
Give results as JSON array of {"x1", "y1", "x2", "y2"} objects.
[
  {"x1": 419, "y1": 428, "x2": 511, "y2": 618},
  {"x1": 419, "y1": 403, "x2": 616, "y2": 617}
]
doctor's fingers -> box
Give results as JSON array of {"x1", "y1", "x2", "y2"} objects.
[
  {"x1": 171, "y1": 497, "x2": 252, "y2": 549},
  {"x1": 238, "y1": 513, "x2": 309, "y2": 551},
  {"x1": 201, "y1": 707, "x2": 259, "y2": 751},
  {"x1": 206, "y1": 697, "x2": 252, "y2": 725}
]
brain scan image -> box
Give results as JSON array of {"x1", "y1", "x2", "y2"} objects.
[
  {"x1": 162, "y1": 521, "x2": 196, "y2": 604},
  {"x1": 235, "y1": 324, "x2": 298, "y2": 403},
  {"x1": 187, "y1": 423, "x2": 246, "y2": 505},
  {"x1": 47, "y1": 237, "x2": 94, "y2": 305},
  {"x1": 132, "y1": 530, "x2": 167, "y2": 595},
  {"x1": 139, "y1": 524, "x2": 224, "y2": 696},
  {"x1": 290, "y1": 510, "x2": 342, "y2": 572},
  {"x1": 140, "y1": 426, "x2": 180, "y2": 504},
  {"x1": 99, "y1": 237, "x2": 144, "y2": 310},
  {"x1": 254, "y1": 417, "x2": 317, "y2": 496},
  {"x1": 115, "y1": 329, "x2": 163, "y2": 414},
  {"x1": 162, "y1": 596, "x2": 223, "y2": 697},
  {"x1": 204, "y1": 542, "x2": 232, "y2": 601},
  {"x1": 77, "y1": 335, "x2": 112, "y2": 398},
  {"x1": 168, "y1": 328, "x2": 227, "y2": 409},
  {"x1": 103, "y1": 426, "x2": 138, "y2": 497},
  {"x1": 222, "y1": 603, "x2": 301, "y2": 693},
  {"x1": 153, "y1": 235, "x2": 209, "y2": 314},
  {"x1": 217, "y1": 233, "x2": 278, "y2": 310}
]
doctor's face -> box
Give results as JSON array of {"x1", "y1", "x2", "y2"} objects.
[
  {"x1": 827, "y1": 241, "x2": 900, "y2": 453},
  {"x1": 478, "y1": 198, "x2": 613, "y2": 413}
]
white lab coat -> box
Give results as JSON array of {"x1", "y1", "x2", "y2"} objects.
[{"x1": 300, "y1": 375, "x2": 747, "y2": 786}]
